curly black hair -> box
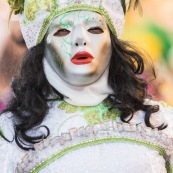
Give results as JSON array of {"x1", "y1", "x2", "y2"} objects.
[{"x1": 0, "y1": 31, "x2": 167, "y2": 150}]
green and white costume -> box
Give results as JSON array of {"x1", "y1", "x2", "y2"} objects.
[{"x1": 2, "y1": 0, "x2": 172, "y2": 172}]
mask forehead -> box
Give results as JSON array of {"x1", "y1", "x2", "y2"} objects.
[{"x1": 49, "y1": 11, "x2": 107, "y2": 32}]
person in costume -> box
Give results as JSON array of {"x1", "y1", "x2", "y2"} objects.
[{"x1": 0, "y1": 0, "x2": 173, "y2": 172}]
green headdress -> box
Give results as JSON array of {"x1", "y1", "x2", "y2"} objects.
[{"x1": 8, "y1": 0, "x2": 142, "y2": 48}]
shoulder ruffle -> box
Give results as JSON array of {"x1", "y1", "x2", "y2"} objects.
[{"x1": 144, "y1": 99, "x2": 173, "y2": 170}]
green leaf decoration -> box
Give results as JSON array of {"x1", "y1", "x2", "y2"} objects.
[
  {"x1": 25, "y1": 0, "x2": 40, "y2": 21},
  {"x1": 120, "y1": 0, "x2": 143, "y2": 15},
  {"x1": 8, "y1": 0, "x2": 24, "y2": 14}
]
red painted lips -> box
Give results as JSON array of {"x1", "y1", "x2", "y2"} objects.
[{"x1": 71, "y1": 51, "x2": 94, "y2": 65}]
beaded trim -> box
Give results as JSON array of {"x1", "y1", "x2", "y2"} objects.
[
  {"x1": 16, "y1": 121, "x2": 173, "y2": 173},
  {"x1": 36, "y1": 4, "x2": 117, "y2": 45},
  {"x1": 160, "y1": 101, "x2": 173, "y2": 110}
]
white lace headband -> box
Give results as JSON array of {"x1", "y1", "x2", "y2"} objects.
[{"x1": 8, "y1": 0, "x2": 141, "y2": 49}]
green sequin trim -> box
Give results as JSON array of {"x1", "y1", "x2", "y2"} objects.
[
  {"x1": 29, "y1": 136, "x2": 171, "y2": 173},
  {"x1": 37, "y1": 4, "x2": 117, "y2": 44},
  {"x1": 8, "y1": 0, "x2": 24, "y2": 15},
  {"x1": 58, "y1": 99, "x2": 119, "y2": 125}
]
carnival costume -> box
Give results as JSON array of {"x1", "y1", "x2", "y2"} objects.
[{"x1": 0, "y1": 0, "x2": 173, "y2": 172}]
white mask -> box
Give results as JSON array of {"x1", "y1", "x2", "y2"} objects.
[{"x1": 45, "y1": 10, "x2": 112, "y2": 86}]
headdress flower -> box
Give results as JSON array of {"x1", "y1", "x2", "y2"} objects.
[{"x1": 8, "y1": 0, "x2": 24, "y2": 14}]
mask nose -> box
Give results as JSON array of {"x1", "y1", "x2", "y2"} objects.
[
  {"x1": 75, "y1": 42, "x2": 87, "y2": 46},
  {"x1": 72, "y1": 26, "x2": 87, "y2": 47}
]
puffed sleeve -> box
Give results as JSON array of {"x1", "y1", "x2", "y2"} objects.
[
  {"x1": 144, "y1": 99, "x2": 173, "y2": 133},
  {"x1": 146, "y1": 100, "x2": 173, "y2": 171},
  {"x1": 0, "y1": 138, "x2": 16, "y2": 172},
  {"x1": 0, "y1": 112, "x2": 20, "y2": 173}
]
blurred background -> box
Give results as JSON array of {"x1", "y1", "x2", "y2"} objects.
[
  {"x1": 0, "y1": 0, "x2": 173, "y2": 112},
  {"x1": 0, "y1": 0, "x2": 27, "y2": 112},
  {"x1": 123, "y1": 0, "x2": 173, "y2": 106}
]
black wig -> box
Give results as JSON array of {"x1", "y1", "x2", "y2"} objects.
[{"x1": 1, "y1": 32, "x2": 167, "y2": 150}]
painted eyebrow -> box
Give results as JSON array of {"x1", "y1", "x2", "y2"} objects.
[
  {"x1": 49, "y1": 24, "x2": 69, "y2": 34},
  {"x1": 50, "y1": 24, "x2": 62, "y2": 30},
  {"x1": 50, "y1": 18, "x2": 104, "y2": 30},
  {"x1": 84, "y1": 18, "x2": 104, "y2": 25}
]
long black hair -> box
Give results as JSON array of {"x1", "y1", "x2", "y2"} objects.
[{"x1": 0, "y1": 32, "x2": 166, "y2": 150}]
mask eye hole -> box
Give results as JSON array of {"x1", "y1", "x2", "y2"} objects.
[
  {"x1": 88, "y1": 27, "x2": 104, "y2": 34},
  {"x1": 54, "y1": 29, "x2": 70, "y2": 37}
]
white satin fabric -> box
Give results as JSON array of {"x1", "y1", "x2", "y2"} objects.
[{"x1": 43, "y1": 58, "x2": 113, "y2": 106}]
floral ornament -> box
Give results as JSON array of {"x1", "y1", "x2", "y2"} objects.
[
  {"x1": 25, "y1": 0, "x2": 39, "y2": 21},
  {"x1": 38, "y1": 0, "x2": 55, "y2": 11},
  {"x1": 8, "y1": 0, "x2": 24, "y2": 14},
  {"x1": 25, "y1": 0, "x2": 54, "y2": 21}
]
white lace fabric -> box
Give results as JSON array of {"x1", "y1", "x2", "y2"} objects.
[{"x1": 0, "y1": 100, "x2": 173, "y2": 173}]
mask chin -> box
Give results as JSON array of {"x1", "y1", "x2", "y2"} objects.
[
  {"x1": 62, "y1": 69, "x2": 109, "y2": 87},
  {"x1": 44, "y1": 53, "x2": 110, "y2": 87}
]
